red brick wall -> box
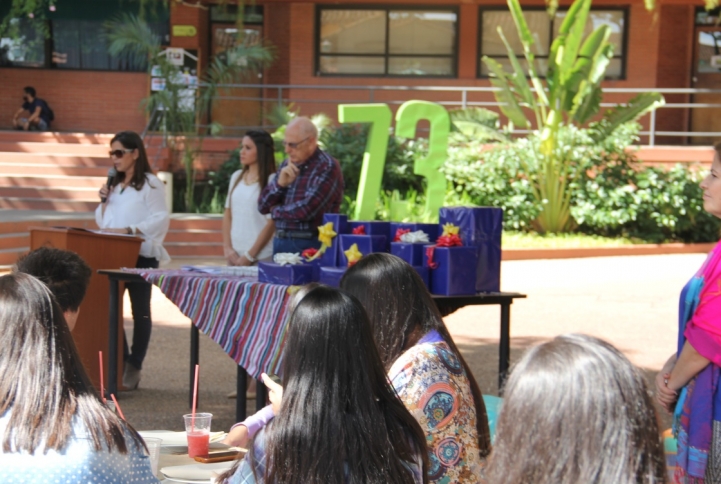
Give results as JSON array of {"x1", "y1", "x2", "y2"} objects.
[
  {"x1": 274, "y1": 0, "x2": 666, "y2": 140},
  {"x1": 654, "y1": 4, "x2": 694, "y2": 145},
  {"x1": 170, "y1": 3, "x2": 209, "y2": 69},
  {"x1": 0, "y1": 69, "x2": 148, "y2": 133}
]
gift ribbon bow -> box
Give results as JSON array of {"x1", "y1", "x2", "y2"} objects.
[
  {"x1": 393, "y1": 228, "x2": 411, "y2": 242},
  {"x1": 441, "y1": 223, "x2": 460, "y2": 237},
  {"x1": 427, "y1": 223, "x2": 463, "y2": 269},
  {"x1": 344, "y1": 243, "x2": 363, "y2": 267},
  {"x1": 425, "y1": 246, "x2": 439, "y2": 270},
  {"x1": 437, "y1": 223, "x2": 463, "y2": 247},
  {"x1": 301, "y1": 248, "x2": 318, "y2": 260},
  {"x1": 273, "y1": 253, "x2": 303, "y2": 266},
  {"x1": 318, "y1": 222, "x2": 338, "y2": 247},
  {"x1": 437, "y1": 234, "x2": 462, "y2": 247},
  {"x1": 399, "y1": 230, "x2": 429, "y2": 244},
  {"x1": 306, "y1": 222, "x2": 338, "y2": 261},
  {"x1": 351, "y1": 225, "x2": 366, "y2": 235}
]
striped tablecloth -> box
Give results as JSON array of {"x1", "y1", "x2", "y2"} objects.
[{"x1": 128, "y1": 269, "x2": 291, "y2": 379}]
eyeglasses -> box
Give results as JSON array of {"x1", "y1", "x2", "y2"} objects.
[
  {"x1": 109, "y1": 149, "x2": 134, "y2": 159},
  {"x1": 283, "y1": 137, "x2": 310, "y2": 150}
]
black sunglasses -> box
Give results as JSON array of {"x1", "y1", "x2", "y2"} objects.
[{"x1": 109, "y1": 149, "x2": 134, "y2": 159}]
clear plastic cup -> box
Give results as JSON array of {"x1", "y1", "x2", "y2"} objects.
[
  {"x1": 142, "y1": 437, "x2": 163, "y2": 475},
  {"x1": 183, "y1": 413, "x2": 212, "y2": 458}
]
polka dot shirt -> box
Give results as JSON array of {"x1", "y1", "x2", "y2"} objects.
[{"x1": 0, "y1": 410, "x2": 159, "y2": 483}]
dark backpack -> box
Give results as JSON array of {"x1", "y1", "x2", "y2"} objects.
[{"x1": 39, "y1": 98, "x2": 54, "y2": 122}]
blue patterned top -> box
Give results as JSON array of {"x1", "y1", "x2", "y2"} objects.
[
  {"x1": 0, "y1": 410, "x2": 159, "y2": 484},
  {"x1": 226, "y1": 420, "x2": 423, "y2": 484},
  {"x1": 389, "y1": 331, "x2": 485, "y2": 483}
]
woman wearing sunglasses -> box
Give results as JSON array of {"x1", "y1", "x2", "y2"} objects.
[{"x1": 95, "y1": 130, "x2": 170, "y2": 391}]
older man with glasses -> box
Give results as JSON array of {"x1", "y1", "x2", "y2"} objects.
[{"x1": 259, "y1": 116, "x2": 344, "y2": 255}]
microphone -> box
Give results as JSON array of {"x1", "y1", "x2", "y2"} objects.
[{"x1": 101, "y1": 167, "x2": 117, "y2": 203}]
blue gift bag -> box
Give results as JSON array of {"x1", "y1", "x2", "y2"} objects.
[
  {"x1": 423, "y1": 245, "x2": 478, "y2": 296},
  {"x1": 347, "y1": 221, "x2": 391, "y2": 251},
  {"x1": 339, "y1": 234, "x2": 387, "y2": 266},
  {"x1": 258, "y1": 262, "x2": 316, "y2": 286},
  {"x1": 319, "y1": 266, "x2": 347, "y2": 288},
  {"x1": 439, "y1": 207, "x2": 502, "y2": 293},
  {"x1": 389, "y1": 222, "x2": 440, "y2": 243},
  {"x1": 391, "y1": 242, "x2": 426, "y2": 267},
  {"x1": 320, "y1": 214, "x2": 348, "y2": 266}
]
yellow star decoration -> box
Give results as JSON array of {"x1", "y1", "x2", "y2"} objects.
[
  {"x1": 441, "y1": 223, "x2": 460, "y2": 237},
  {"x1": 344, "y1": 243, "x2": 363, "y2": 267},
  {"x1": 318, "y1": 222, "x2": 338, "y2": 247}
]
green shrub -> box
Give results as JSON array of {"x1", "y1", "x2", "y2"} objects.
[
  {"x1": 319, "y1": 123, "x2": 426, "y2": 200},
  {"x1": 443, "y1": 122, "x2": 721, "y2": 242}
]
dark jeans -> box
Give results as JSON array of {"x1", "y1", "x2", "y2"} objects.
[
  {"x1": 124, "y1": 255, "x2": 159, "y2": 370},
  {"x1": 272, "y1": 236, "x2": 321, "y2": 255}
]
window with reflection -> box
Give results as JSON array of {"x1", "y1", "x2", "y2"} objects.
[
  {"x1": 317, "y1": 7, "x2": 457, "y2": 77},
  {"x1": 478, "y1": 8, "x2": 627, "y2": 80},
  {"x1": 0, "y1": 0, "x2": 168, "y2": 71}
]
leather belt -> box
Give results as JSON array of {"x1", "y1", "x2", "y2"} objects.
[{"x1": 276, "y1": 229, "x2": 318, "y2": 240}]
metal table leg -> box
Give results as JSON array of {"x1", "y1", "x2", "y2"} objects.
[
  {"x1": 108, "y1": 278, "x2": 119, "y2": 397},
  {"x1": 256, "y1": 380, "x2": 267, "y2": 412},
  {"x1": 189, "y1": 324, "x2": 199, "y2": 408},
  {"x1": 236, "y1": 366, "x2": 247, "y2": 422},
  {"x1": 498, "y1": 302, "x2": 511, "y2": 393}
]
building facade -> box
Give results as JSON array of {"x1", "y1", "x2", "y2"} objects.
[{"x1": 0, "y1": 0, "x2": 715, "y2": 145}]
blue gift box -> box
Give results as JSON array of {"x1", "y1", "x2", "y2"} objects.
[
  {"x1": 348, "y1": 221, "x2": 391, "y2": 251},
  {"x1": 258, "y1": 262, "x2": 316, "y2": 286},
  {"x1": 439, "y1": 207, "x2": 503, "y2": 293},
  {"x1": 389, "y1": 222, "x2": 440, "y2": 243},
  {"x1": 339, "y1": 234, "x2": 387, "y2": 266},
  {"x1": 391, "y1": 242, "x2": 426, "y2": 267},
  {"x1": 423, "y1": 246, "x2": 478, "y2": 296},
  {"x1": 320, "y1": 214, "x2": 349, "y2": 266},
  {"x1": 413, "y1": 266, "x2": 430, "y2": 290},
  {"x1": 319, "y1": 266, "x2": 347, "y2": 288}
]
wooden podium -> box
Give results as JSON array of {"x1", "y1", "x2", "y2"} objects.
[{"x1": 30, "y1": 228, "x2": 142, "y2": 392}]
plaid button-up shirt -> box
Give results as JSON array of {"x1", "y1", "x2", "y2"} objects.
[{"x1": 258, "y1": 148, "x2": 344, "y2": 232}]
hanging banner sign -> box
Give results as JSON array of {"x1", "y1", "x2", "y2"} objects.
[{"x1": 173, "y1": 25, "x2": 197, "y2": 37}]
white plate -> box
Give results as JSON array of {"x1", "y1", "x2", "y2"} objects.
[
  {"x1": 161, "y1": 461, "x2": 234, "y2": 483},
  {"x1": 139, "y1": 430, "x2": 227, "y2": 453}
]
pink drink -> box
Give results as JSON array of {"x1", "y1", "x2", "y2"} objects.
[{"x1": 187, "y1": 431, "x2": 210, "y2": 457}]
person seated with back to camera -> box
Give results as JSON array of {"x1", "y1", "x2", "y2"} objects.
[
  {"x1": 257, "y1": 117, "x2": 343, "y2": 255},
  {"x1": 219, "y1": 285, "x2": 428, "y2": 484},
  {"x1": 14, "y1": 246, "x2": 92, "y2": 332},
  {"x1": 0, "y1": 272, "x2": 158, "y2": 483},
  {"x1": 485, "y1": 334, "x2": 666, "y2": 484},
  {"x1": 225, "y1": 255, "x2": 491, "y2": 483}
]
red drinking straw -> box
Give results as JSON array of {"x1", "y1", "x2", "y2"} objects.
[
  {"x1": 110, "y1": 394, "x2": 125, "y2": 420},
  {"x1": 191, "y1": 364, "x2": 199, "y2": 429},
  {"x1": 98, "y1": 351, "x2": 105, "y2": 404}
]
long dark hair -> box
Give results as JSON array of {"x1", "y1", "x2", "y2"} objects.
[
  {"x1": 0, "y1": 272, "x2": 143, "y2": 454},
  {"x1": 340, "y1": 253, "x2": 492, "y2": 457},
  {"x1": 229, "y1": 130, "x2": 276, "y2": 195},
  {"x1": 110, "y1": 130, "x2": 153, "y2": 191},
  {"x1": 486, "y1": 334, "x2": 666, "y2": 484},
  {"x1": 258, "y1": 286, "x2": 427, "y2": 483}
]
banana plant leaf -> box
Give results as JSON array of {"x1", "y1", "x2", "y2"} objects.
[
  {"x1": 590, "y1": 92, "x2": 665, "y2": 142},
  {"x1": 482, "y1": 56, "x2": 530, "y2": 128}
]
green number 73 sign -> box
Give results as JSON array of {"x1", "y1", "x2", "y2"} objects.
[{"x1": 338, "y1": 100, "x2": 450, "y2": 221}]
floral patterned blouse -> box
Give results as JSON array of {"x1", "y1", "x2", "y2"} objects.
[{"x1": 389, "y1": 330, "x2": 485, "y2": 483}]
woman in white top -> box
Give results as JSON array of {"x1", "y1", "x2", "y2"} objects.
[
  {"x1": 223, "y1": 130, "x2": 276, "y2": 266},
  {"x1": 96, "y1": 130, "x2": 170, "y2": 391}
]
